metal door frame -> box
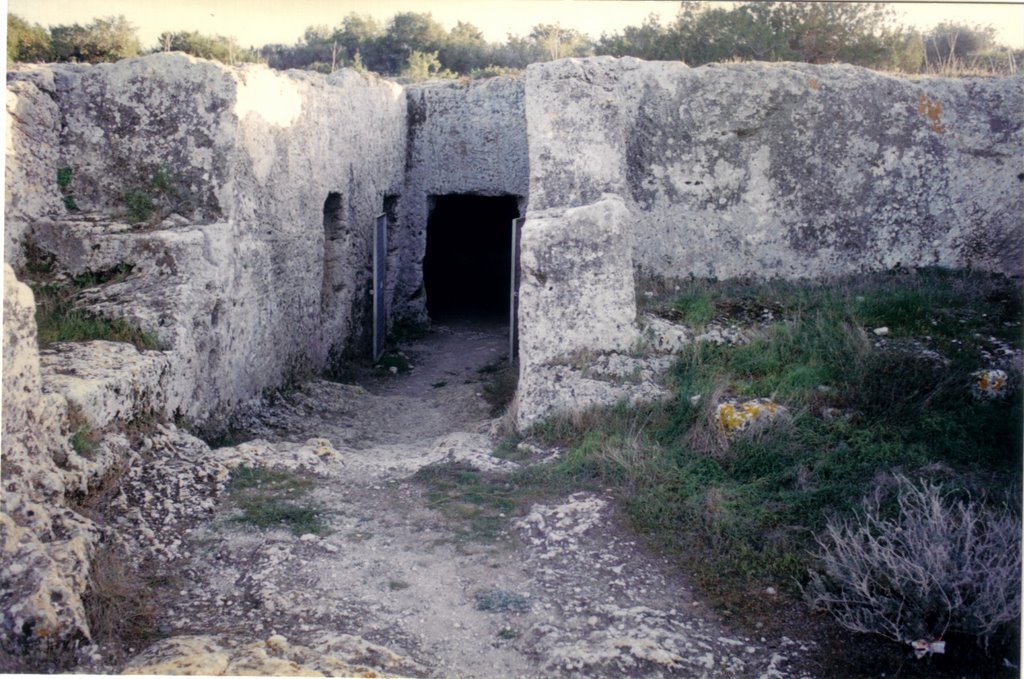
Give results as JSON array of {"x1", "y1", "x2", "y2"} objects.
[
  {"x1": 509, "y1": 216, "x2": 525, "y2": 364},
  {"x1": 372, "y1": 213, "x2": 387, "y2": 363}
]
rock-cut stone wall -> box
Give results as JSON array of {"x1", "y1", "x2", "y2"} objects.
[
  {"x1": 5, "y1": 54, "x2": 407, "y2": 431},
  {"x1": 513, "y1": 57, "x2": 1022, "y2": 427},
  {"x1": 394, "y1": 76, "x2": 529, "y2": 324}
]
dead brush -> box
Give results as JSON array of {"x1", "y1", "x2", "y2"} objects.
[
  {"x1": 805, "y1": 475, "x2": 1022, "y2": 653},
  {"x1": 83, "y1": 543, "x2": 161, "y2": 664}
]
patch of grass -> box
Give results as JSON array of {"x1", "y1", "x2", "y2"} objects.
[
  {"x1": 674, "y1": 290, "x2": 716, "y2": 326},
  {"x1": 527, "y1": 269, "x2": 1022, "y2": 622},
  {"x1": 226, "y1": 464, "x2": 327, "y2": 535},
  {"x1": 414, "y1": 461, "x2": 536, "y2": 542},
  {"x1": 28, "y1": 263, "x2": 161, "y2": 351},
  {"x1": 33, "y1": 284, "x2": 160, "y2": 350},
  {"x1": 474, "y1": 589, "x2": 531, "y2": 613},
  {"x1": 376, "y1": 350, "x2": 411, "y2": 373}
]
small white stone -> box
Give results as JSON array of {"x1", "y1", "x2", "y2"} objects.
[
  {"x1": 389, "y1": 366, "x2": 398, "y2": 374},
  {"x1": 765, "y1": 586, "x2": 777, "y2": 595},
  {"x1": 873, "y1": 327, "x2": 889, "y2": 336},
  {"x1": 300, "y1": 533, "x2": 318, "y2": 542}
]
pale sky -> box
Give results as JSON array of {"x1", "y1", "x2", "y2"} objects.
[{"x1": 5, "y1": 0, "x2": 1024, "y2": 50}]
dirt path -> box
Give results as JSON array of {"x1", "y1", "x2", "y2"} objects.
[{"x1": 126, "y1": 321, "x2": 809, "y2": 677}]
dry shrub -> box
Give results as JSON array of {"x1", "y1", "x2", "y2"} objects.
[
  {"x1": 83, "y1": 543, "x2": 159, "y2": 662},
  {"x1": 805, "y1": 476, "x2": 1021, "y2": 652}
]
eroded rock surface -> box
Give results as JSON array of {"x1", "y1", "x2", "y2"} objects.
[
  {"x1": 100, "y1": 321, "x2": 807, "y2": 677},
  {"x1": 1, "y1": 265, "x2": 98, "y2": 650},
  {"x1": 514, "y1": 57, "x2": 1021, "y2": 424}
]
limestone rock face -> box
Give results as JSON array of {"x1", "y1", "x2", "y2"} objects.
[
  {"x1": 517, "y1": 196, "x2": 638, "y2": 365},
  {"x1": 1, "y1": 265, "x2": 98, "y2": 649},
  {"x1": 395, "y1": 76, "x2": 528, "y2": 323},
  {"x1": 7, "y1": 55, "x2": 407, "y2": 431},
  {"x1": 513, "y1": 196, "x2": 647, "y2": 428},
  {"x1": 525, "y1": 58, "x2": 1022, "y2": 279},
  {"x1": 4, "y1": 70, "x2": 63, "y2": 270},
  {"x1": 39, "y1": 342, "x2": 173, "y2": 430},
  {"x1": 121, "y1": 631, "x2": 418, "y2": 676},
  {"x1": 513, "y1": 57, "x2": 1022, "y2": 427}
]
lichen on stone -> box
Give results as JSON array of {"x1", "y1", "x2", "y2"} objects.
[
  {"x1": 715, "y1": 398, "x2": 786, "y2": 435},
  {"x1": 972, "y1": 368, "x2": 1009, "y2": 399}
]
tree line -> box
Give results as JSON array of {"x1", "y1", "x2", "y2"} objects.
[{"x1": 8, "y1": 3, "x2": 1021, "y2": 80}]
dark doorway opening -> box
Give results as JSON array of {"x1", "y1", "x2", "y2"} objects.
[{"x1": 424, "y1": 194, "x2": 519, "y2": 322}]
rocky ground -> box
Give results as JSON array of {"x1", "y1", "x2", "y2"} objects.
[{"x1": 75, "y1": 319, "x2": 813, "y2": 677}]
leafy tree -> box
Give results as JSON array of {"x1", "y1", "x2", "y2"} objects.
[
  {"x1": 490, "y1": 34, "x2": 537, "y2": 69},
  {"x1": 597, "y1": 14, "x2": 678, "y2": 61},
  {"x1": 528, "y1": 23, "x2": 593, "y2": 61},
  {"x1": 672, "y1": 1, "x2": 910, "y2": 69},
  {"x1": 378, "y1": 12, "x2": 447, "y2": 74},
  {"x1": 764, "y1": 1, "x2": 896, "y2": 66},
  {"x1": 50, "y1": 15, "x2": 140, "y2": 63},
  {"x1": 675, "y1": 3, "x2": 790, "y2": 64},
  {"x1": 923, "y1": 21, "x2": 996, "y2": 69},
  {"x1": 157, "y1": 30, "x2": 258, "y2": 65},
  {"x1": 438, "y1": 21, "x2": 491, "y2": 74},
  {"x1": 8, "y1": 13, "x2": 53, "y2": 63},
  {"x1": 336, "y1": 13, "x2": 384, "y2": 70},
  {"x1": 400, "y1": 50, "x2": 454, "y2": 81}
]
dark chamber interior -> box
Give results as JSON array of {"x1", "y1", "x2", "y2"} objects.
[{"x1": 424, "y1": 194, "x2": 519, "y2": 321}]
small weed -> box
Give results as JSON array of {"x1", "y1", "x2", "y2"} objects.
[
  {"x1": 56, "y1": 166, "x2": 72, "y2": 189},
  {"x1": 388, "y1": 579, "x2": 411, "y2": 591},
  {"x1": 482, "y1": 361, "x2": 518, "y2": 416},
  {"x1": 119, "y1": 165, "x2": 189, "y2": 225},
  {"x1": 497, "y1": 626, "x2": 520, "y2": 639},
  {"x1": 149, "y1": 165, "x2": 175, "y2": 193},
  {"x1": 376, "y1": 350, "x2": 411, "y2": 373},
  {"x1": 56, "y1": 167, "x2": 78, "y2": 212},
  {"x1": 388, "y1": 320, "x2": 430, "y2": 344},
  {"x1": 122, "y1": 190, "x2": 155, "y2": 223},
  {"x1": 226, "y1": 465, "x2": 327, "y2": 535},
  {"x1": 22, "y1": 242, "x2": 56, "y2": 276},
  {"x1": 70, "y1": 426, "x2": 98, "y2": 458},
  {"x1": 474, "y1": 589, "x2": 531, "y2": 613}
]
